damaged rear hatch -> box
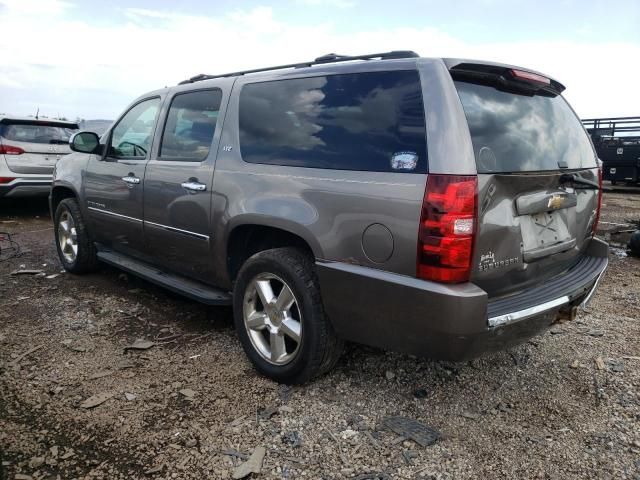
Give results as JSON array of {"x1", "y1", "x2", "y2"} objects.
[
  {"x1": 0, "y1": 119, "x2": 78, "y2": 174},
  {"x1": 449, "y1": 62, "x2": 600, "y2": 298}
]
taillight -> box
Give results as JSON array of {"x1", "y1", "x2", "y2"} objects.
[
  {"x1": 592, "y1": 166, "x2": 603, "y2": 236},
  {"x1": 0, "y1": 177, "x2": 16, "y2": 184},
  {"x1": 510, "y1": 69, "x2": 551, "y2": 85},
  {"x1": 417, "y1": 175, "x2": 477, "y2": 283},
  {"x1": 0, "y1": 145, "x2": 24, "y2": 155}
]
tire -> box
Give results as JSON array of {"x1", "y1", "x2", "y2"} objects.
[
  {"x1": 233, "y1": 247, "x2": 343, "y2": 384},
  {"x1": 54, "y1": 198, "x2": 98, "y2": 273}
]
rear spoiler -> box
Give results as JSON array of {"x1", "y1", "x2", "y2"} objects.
[
  {"x1": 0, "y1": 118, "x2": 79, "y2": 129},
  {"x1": 445, "y1": 60, "x2": 565, "y2": 97}
]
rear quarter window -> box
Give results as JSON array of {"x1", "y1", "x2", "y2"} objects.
[
  {"x1": 238, "y1": 70, "x2": 427, "y2": 173},
  {"x1": 454, "y1": 81, "x2": 597, "y2": 173}
]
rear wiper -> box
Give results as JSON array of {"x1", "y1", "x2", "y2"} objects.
[{"x1": 559, "y1": 173, "x2": 599, "y2": 189}]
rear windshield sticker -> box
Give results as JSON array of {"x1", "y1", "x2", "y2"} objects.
[{"x1": 391, "y1": 151, "x2": 418, "y2": 171}]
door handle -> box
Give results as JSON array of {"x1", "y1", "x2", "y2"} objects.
[
  {"x1": 181, "y1": 181, "x2": 207, "y2": 192},
  {"x1": 122, "y1": 175, "x2": 140, "y2": 185}
]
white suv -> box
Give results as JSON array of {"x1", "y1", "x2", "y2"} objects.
[{"x1": 0, "y1": 116, "x2": 79, "y2": 197}]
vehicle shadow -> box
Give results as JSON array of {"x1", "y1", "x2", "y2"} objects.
[{"x1": 0, "y1": 197, "x2": 50, "y2": 219}]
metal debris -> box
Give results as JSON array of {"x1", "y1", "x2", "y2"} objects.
[
  {"x1": 179, "y1": 388, "x2": 195, "y2": 399},
  {"x1": 124, "y1": 339, "x2": 155, "y2": 351},
  {"x1": 232, "y1": 446, "x2": 266, "y2": 479},
  {"x1": 460, "y1": 411, "x2": 481, "y2": 420},
  {"x1": 88, "y1": 370, "x2": 114, "y2": 380},
  {"x1": 10, "y1": 269, "x2": 43, "y2": 275},
  {"x1": 381, "y1": 416, "x2": 441, "y2": 447},
  {"x1": 80, "y1": 392, "x2": 114, "y2": 409}
]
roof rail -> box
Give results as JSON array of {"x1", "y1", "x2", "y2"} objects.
[{"x1": 178, "y1": 50, "x2": 420, "y2": 85}]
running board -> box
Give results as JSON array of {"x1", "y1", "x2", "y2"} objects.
[{"x1": 97, "y1": 250, "x2": 232, "y2": 306}]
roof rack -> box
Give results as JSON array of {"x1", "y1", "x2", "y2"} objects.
[{"x1": 178, "y1": 50, "x2": 420, "y2": 85}]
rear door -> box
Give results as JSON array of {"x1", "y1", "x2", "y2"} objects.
[
  {"x1": 451, "y1": 66, "x2": 600, "y2": 298},
  {"x1": 0, "y1": 121, "x2": 77, "y2": 174},
  {"x1": 84, "y1": 97, "x2": 162, "y2": 256},
  {"x1": 142, "y1": 83, "x2": 229, "y2": 282}
]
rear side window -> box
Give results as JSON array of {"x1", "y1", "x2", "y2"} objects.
[
  {"x1": 160, "y1": 89, "x2": 222, "y2": 161},
  {"x1": 0, "y1": 123, "x2": 77, "y2": 144},
  {"x1": 454, "y1": 81, "x2": 596, "y2": 173},
  {"x1": 239, "y1": 70, "x2": 427, "y2": 173}
]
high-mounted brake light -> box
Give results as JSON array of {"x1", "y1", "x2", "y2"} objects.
[
  {"x1": 510, "y1": 69, "x2": 551, "y2": 85},
  {"x1": 0, "y1": 177, "x2": 16, "y2": 184},
  {"x1": 417, "y1": 175, "x2": 478, "y2": 283},
  {"x1": 592, "y1": 165, "x2": 603, "y2": 236},
  {"x1": 0, "y1": 145, "x2": 25, "y2": 155}
]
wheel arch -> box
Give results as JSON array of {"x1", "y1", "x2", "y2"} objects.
[
  {"x1": 50, "y1": 183, "x2": 79, "y2": 219},
  {"x1": 226, "y1": 221, "x2": 321, "y2": 282}
]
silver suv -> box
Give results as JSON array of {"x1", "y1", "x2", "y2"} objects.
[
  {"x1": 50, "y1": 52, "x2": 608, "y2": 383},
  {"x1": 1, "y1": 116, "x2": 78, "y2": 197}
]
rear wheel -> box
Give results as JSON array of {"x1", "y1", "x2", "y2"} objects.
[
  {"x1": 233, "y1": 247, "x2": 343, "y2": 384},
  {"x1": 54, "y1": 198, "x2": 98, "y2": 273}
]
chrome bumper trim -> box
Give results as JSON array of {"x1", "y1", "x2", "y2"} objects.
[
  {"x1": 580, "y1": 265, "x2": 608, "y2": 308},
  {"x1": 488, "y1": 296, "x2": 570, "y2": 328}
]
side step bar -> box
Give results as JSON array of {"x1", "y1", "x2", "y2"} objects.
[{"x1": 97, "y1": 250, "x2": 232, "y2": 306}]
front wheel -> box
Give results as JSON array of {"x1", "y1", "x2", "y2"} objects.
[
  {"x1": 233, "y1": 248, "x2": 343, "y2": 384},
  {"x1": 54, "y1": 198, "x2": 98, "y2": 273}
]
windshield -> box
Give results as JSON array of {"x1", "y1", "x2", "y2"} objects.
[
  {"x1": 0, "y1": 123, "x2": 78, "y2": 144},
  {"x1": 454, "y1": 80, "x2": 596, "y2": 173}
]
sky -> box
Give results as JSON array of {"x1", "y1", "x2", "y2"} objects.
[{"x1": 0, "y1": 0, "x2": 638, "y2": 120}]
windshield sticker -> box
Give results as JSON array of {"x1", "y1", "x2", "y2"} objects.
[{"x1": 391, "y1": 151, "x2": 418, "y2": 171}]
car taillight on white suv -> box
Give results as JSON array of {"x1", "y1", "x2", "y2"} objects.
[
  {"x1": 417, "y1": 174, "x2": 478, "y2": 283},
  {"x1": 0, "y1": 145, "x2": 25, "y2": 155}
]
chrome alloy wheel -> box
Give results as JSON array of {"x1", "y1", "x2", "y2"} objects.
[
  {"x1": 243, "y1": 273, "x2": 302, "y2": 365},
  {"x1": 57, "y1": 210, "x2": 78, "y2": 263}
]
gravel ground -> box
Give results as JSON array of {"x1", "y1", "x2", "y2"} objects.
[{"x1": 1, "y1": 189, "x2": 639, "y2": 480}]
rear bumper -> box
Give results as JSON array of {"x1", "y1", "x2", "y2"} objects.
[
  {"x1": 316, "y1": 237, "x2": 609, "y2": 361},
  {"x1": 0, "y1": 177, "x2": 52, "y2": 197}
]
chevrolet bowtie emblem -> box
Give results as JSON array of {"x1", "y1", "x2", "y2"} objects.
[{"x1": 547, "y1": 194, "x2": 565, "y2": 210}]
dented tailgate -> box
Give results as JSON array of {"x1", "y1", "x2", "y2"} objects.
[{"x1": 450, "y1": 65, "x2": 600, "y2": 298}]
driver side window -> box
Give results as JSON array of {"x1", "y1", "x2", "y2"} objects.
[{"x1": 109, "y1": 97, "x2": 160, "y2": 159}]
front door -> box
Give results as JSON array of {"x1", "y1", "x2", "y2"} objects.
[
  {"x1": 143, "y1": 86, "x2": 228, "y2": 282},
  {"x1": 84, "y1": 97, "x2": 162, "y2": 256}
]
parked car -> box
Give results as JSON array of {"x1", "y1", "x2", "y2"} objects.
[
  {"x1": 50, "y1": 51, "x2": 608, "y2": 383},
  {"x1": 0, "y1": 116, "x2": 79, "y2": 197}
]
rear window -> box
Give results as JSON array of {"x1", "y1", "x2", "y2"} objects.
[
  {"x1": 454, "y1": 81, "x2": 596, "y2": 173},
  {"x1": 239, "y1": 70, "x2": 427, "y2": 173},
  {"x1": 0, "y1": 123, "x2": 78, "y2": 144}
]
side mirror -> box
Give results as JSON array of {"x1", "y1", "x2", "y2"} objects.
[{"x1": 70, "y1": 131, "x2": 101, "y2": 154}]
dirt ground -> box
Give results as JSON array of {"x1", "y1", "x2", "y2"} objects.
[{"x1": 1, "y1": 189, "x2": 639, "y2": 480}]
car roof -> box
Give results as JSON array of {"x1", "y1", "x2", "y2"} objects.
[{"x1": 0, "y1": 115, "x2": 79, "y2": 128}]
